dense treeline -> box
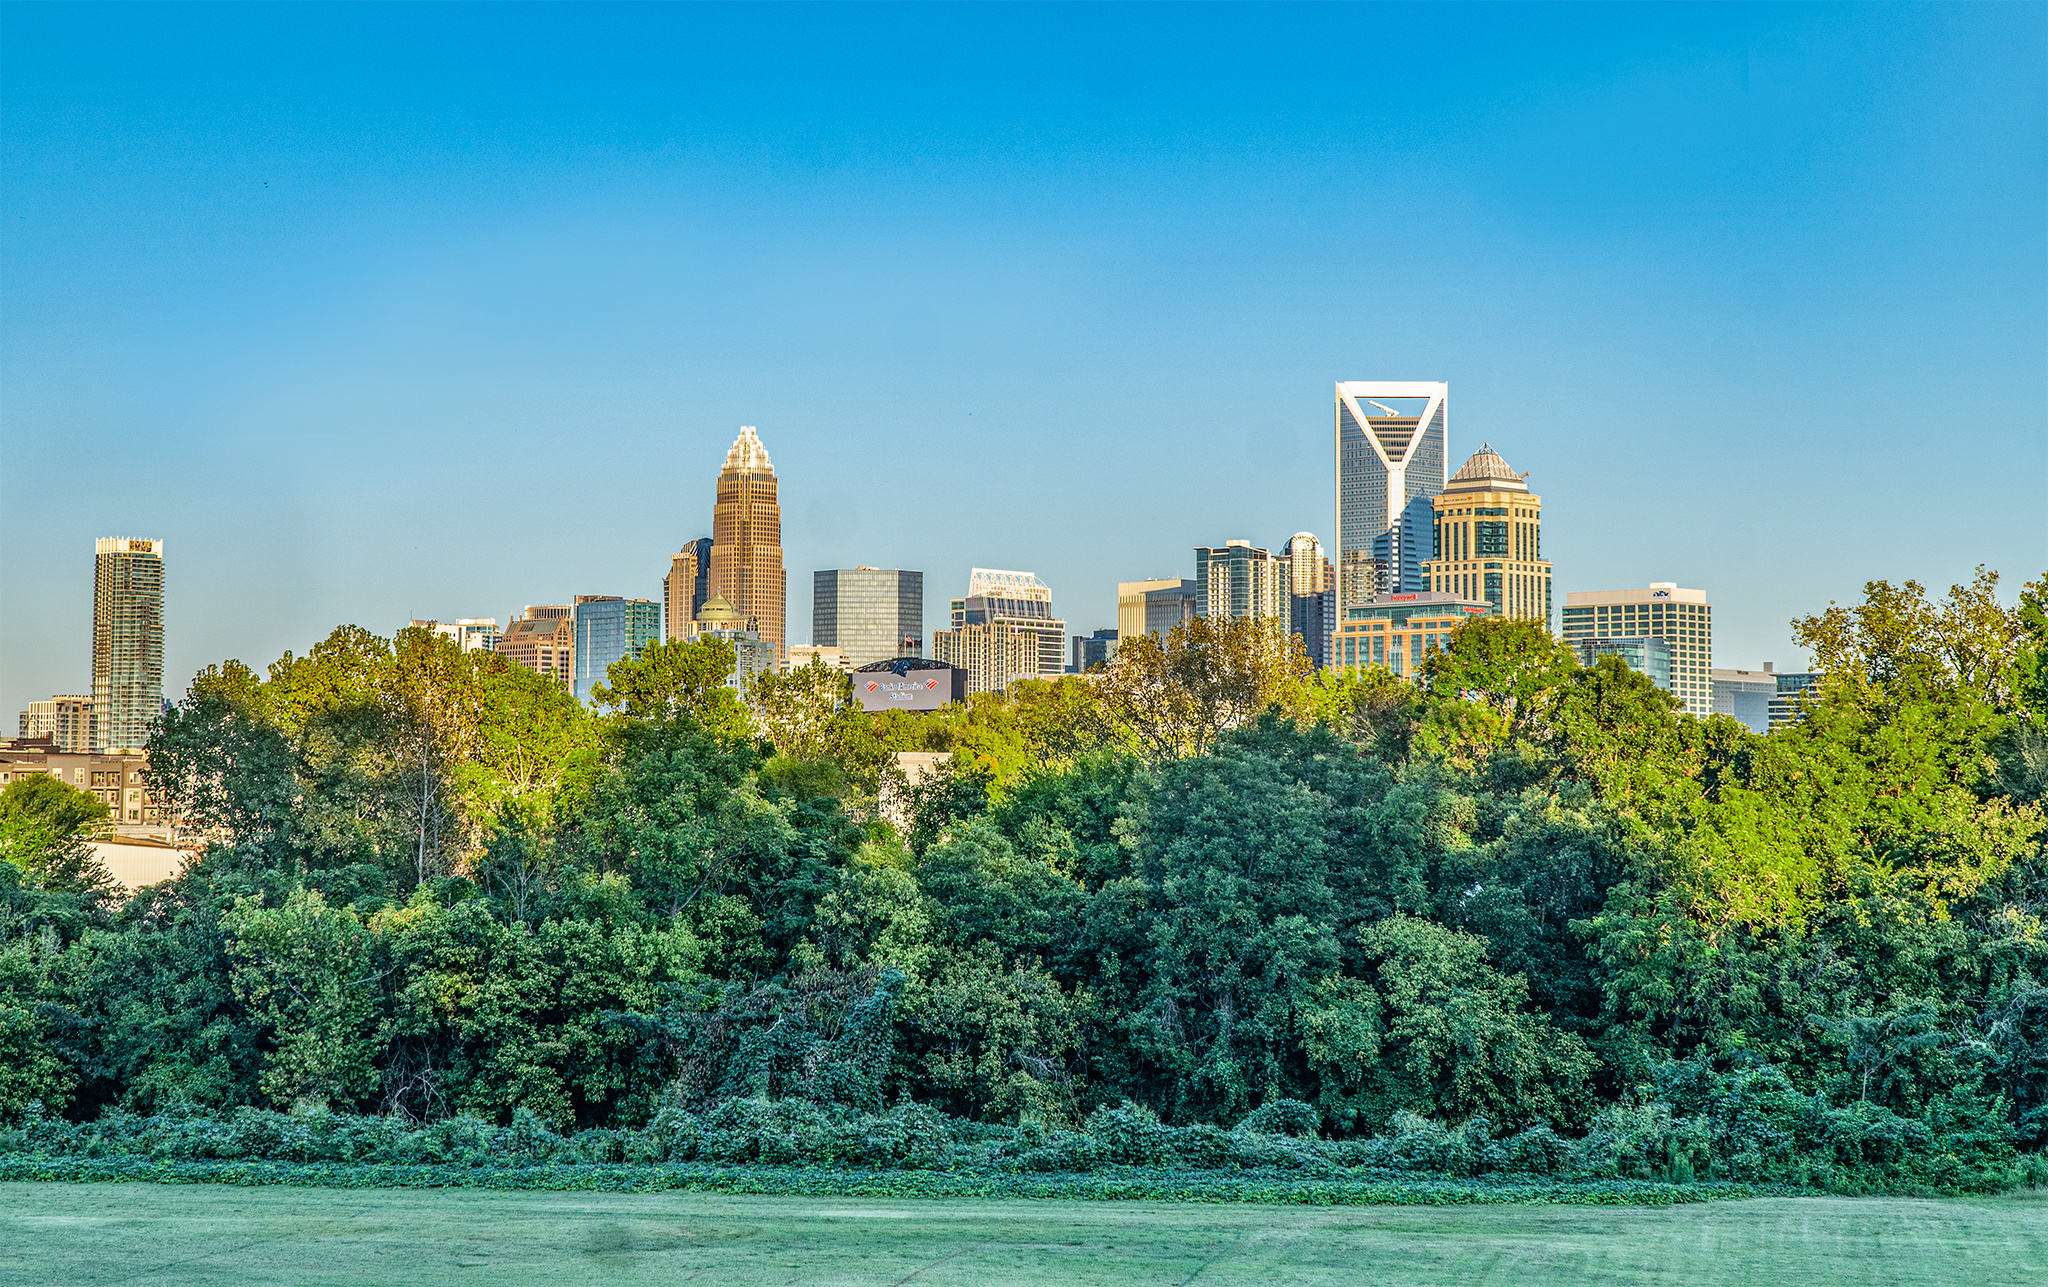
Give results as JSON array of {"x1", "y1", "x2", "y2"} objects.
[{"x1": 2, "y1": 568, "x2": 2045, "y2": 1193}]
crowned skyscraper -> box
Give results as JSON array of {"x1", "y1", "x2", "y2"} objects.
[
  {"x1": 708, "y1": 427, "x2": 787, "y2": 665},
  {"x1": 1334, "y1": 382, "x2": 1448, "y2": 609}
]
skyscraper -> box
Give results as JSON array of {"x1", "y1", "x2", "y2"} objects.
[
  {"x1": 931, "y1": 569, "x2": 1066, "y2": 692},
  {"x1": 708, "y1": 427, "x2": 787, "y2": 665},
  {"x1": 1283, "y1": 532, "x2": 1337, "y2": 670},
  {"x1": 1335, "y1": 381, "x2": 1448, "y2": 607},
  {"x1": 571, "y1": 595, "x2": 661, "y2": 704},
  {"x1": 1195, "y1": 541, "x2": 1288, "y2": 620},
  {"x1": 92, "y1": 537, "x2": 164, "y2": 752},
  {"x1": 1561, "y1": 584, "x2": 1713, "y2": 716},
  {"x1": 1422, "y1": 445, "x2": 1554, "y2": 627},
  {"x1": 813, "y1": 567, "x2": 923, "y2": 668},
  {"x1": 664, "y1": 536, "x2": 713, "y2": 642}
]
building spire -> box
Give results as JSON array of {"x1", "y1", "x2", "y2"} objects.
[{"x1": 724, "y1": 426, "x2": 773, "y2": 473}]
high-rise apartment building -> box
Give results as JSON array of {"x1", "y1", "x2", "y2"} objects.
[
  {"x1": 92, "y1": 537, "x2": 165, "y2": 752},
  {"x1": 498, "y1": 606, "x2": 575, "y2": 684},
  {"x1": 1195, "y1": 541, "x2": 1287, "y2": 621},
  {"x1": 571, "y1": 595, "x2": 661, "y2": 703},
  {"x1": 1335, "y1": 382, "x2": 1447, "y2": 608},
  {"x1": 1422, "y1": 445, "x2": 1553, "y2": 627},
  {"x1": 1711, "y1": 667, "x2": 1778, "y2": 735},
  {"x1": 813, "y1": 568, "x2": 923, "y2": 668},
  {"x1": 665, "y1": 537, "x2": 714, "y2": 642},
  {"x1": 708, "y1": 427, "x2": 787, "y2": 665},
  {"x1": 1561, "y1": 584, "x2": 1712, "y2": 716},
  {"x1": 19, "y1": 696, "x2": 94, "y2": 754},
  {"x1": 1283, "y1": 532, "x2": 1337, "y2": 670},
  {"x1": 1117, "y1": 578, "x2": 1200, "y2": 641},
  {"x1": 931, "y1": 569, "x2": 1066, "y2": 692}
]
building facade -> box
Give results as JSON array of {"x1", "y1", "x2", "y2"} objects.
[
  {"x1": 1576, "y1": 636, "x2": 1676, "y2": 693},
  {"x1": 0, "y1": 747, "x2": 166, "y2": 832},
  {"x1": 409, "y1": 619, "x2": 500, "y2": 652},
  {"x1": 1335, "y1": 382, "x2": 1447, "y2": 608},
  {"x1": 708, "y1": 427, "x2": 787, "y2": 665},
  {"x1": 497, "y1": 606, "x2": 575, "y2": 684},
  {"x1": 1561, "y1": 584, "x2": 1712, "y2": 716},
  {"x1": 788, "y1": 645, "x2": 853, "y2": 673},
  {"x1": 1711, "y1": 667, "x2": 1778, "y2": 734},
  {"x1": 941, "y1": 569, "x2": 1067, "y2": 680},
  {"x1": 1770, "y1": 671, "x2": 1823, "y2": 729},
  {"x1": 814, "y1": 567, "x2": 923, "y2": 668},
  {"x1": 1333, "y1": 591, "x2": 1491, "y2": 678},
  {"x1": 19, "y1": 696, "x2": 94, "y2": 754},
  {"x1": 931, "y1": 622, "x2": 1042, "y2": 695},
  {"x1": 1117, "y1": 578, "x2": 1199, "y2": 641},
  {"x1": 1195, "y1": 541, "x2": 1287, "y2": 621},
  {"x1": 1283, "y1": 532, "x2": 1336, "y2": 670},
  {"x1": 664, "y1": 536, "x2": 714, "y2": 642},
  {"x1": 1070, "y1": 629, "x2": 1118, "y2": 673},
  {"x1": 571, "y1": 595, "x2": 661, "y2": 703},
  {"x1": 93, "y1": 537, "x2": 165, "y2": 753},
  {"x1": 1422, "y1": 445, "x2": 1553, "y2": 627}
]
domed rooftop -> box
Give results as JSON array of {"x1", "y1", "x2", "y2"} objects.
[
  {"x1": 723, "y1": 426, "x2": 773, "y2": 473},
  {"x1": 1444, "y1": 443, "x2": 1530, "y2": 493},
  {"x1": 695, "y1": 593, "x2": 742, "y2": 625}
]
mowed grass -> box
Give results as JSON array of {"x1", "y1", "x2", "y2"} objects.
[{"x1": 2, "y1": 1182, "x2": 2042, "y2": 1287}]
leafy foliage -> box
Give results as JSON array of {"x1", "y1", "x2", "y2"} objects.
[{"x1": 3, "y1": 568, "x2": 2045, "y2": 1197}]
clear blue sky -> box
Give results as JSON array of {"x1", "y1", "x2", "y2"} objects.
[{"x1": 3, "y1": 2, "x2": 2043, "y2": 718}]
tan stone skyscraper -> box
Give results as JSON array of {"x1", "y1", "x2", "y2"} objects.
[{"x1": 708, "y1": 426, "x2": 787, "y2": 663}]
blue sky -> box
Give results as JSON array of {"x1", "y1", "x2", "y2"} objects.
[{"x1": 2, "y1": 2, "x2": 2042, "y2": 717}]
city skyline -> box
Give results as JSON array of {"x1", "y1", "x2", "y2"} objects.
[{"x1": 2, "y1": 5, "x2": 2041, "y2": 717}]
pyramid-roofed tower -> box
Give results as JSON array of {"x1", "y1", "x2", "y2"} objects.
[{"x1": 1447, "y1": 443, "x2": 1530, "y2": 492}]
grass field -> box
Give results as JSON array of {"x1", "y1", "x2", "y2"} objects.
[{"x1": 2, "y1": 1182, "x2": 2042, "y2": 1286}]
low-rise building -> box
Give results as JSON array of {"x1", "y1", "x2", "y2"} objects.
[
  {"x1": 1770, "y1": 671, "x2": 1823, "y2": 729},
  {"x1": 1711, "y1": 666, "x2": 1779, "y2": 734},
  {"x1": 788, "y1": 645, "x2": 853, "y2": 673},
  {"x1": 0, "y1": 747, "x2": 169, "y2": 834},
  {"x1": 1333, "y1": 591, "x2": 1491, "y2": 678},
  {"x1": 1070, "y1": 629, "x2": 1118, "y2": 673}
]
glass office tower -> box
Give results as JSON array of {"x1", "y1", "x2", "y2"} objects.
[
  {"x1": 813, "y1": 567, "x2": 923, "y2": 668},
  {"x1": 572, "y1": 595, "x2": 661, "y2": 704},
  {"x1": 1335, "y1": 381, "x2": 1448, "y2": 608}
]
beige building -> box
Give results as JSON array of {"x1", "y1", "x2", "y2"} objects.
[
  {"x1": 0, "y1": 746, "x2": 168, "y2": 833},
  {"x1": 1422, "y1": 445, "x2": 1553, "y2": 628},
  {"x1": 496, "y1": 607, "x2": 575, "y2": 684},
  {"x1": 708, "y1": 427, "x2": 787, "y2": 665},
  {"x1": 19, "y1": 696, "x2": 94, "y2": 754},
  {"x1": 931, "y1": 622, "x2": 1041, "y2": 696},
  {"x1": 1117, "y1": 578, "x2": 1200, "y2": 641},
  {"x1": 1196, "y1": 541, "x2": 1288, "y2": 621},
  {"x1": 1561, "y1": 583, "x2": 1713, "y2": 716},
  {"x1": 788, "y1": 645, "x2": 853, "y2": 673}
]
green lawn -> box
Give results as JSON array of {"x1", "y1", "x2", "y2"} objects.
[{"x1": 2, "y1": 1182, "x2": 2042, "y2": 1286}]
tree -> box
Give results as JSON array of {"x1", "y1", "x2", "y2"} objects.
[
  {"x1": 0, "y1": 775, "x2": 118, "y2": 895},
  {"x1": 749, "y1": 658, "x2": 850, "y2": 761},
  {"x1": 1095, "y1": 615, "x2": 1314, "y2": 760},
  {"x1": 590, "y1": 636, "x2": 752, "y2": 741}
]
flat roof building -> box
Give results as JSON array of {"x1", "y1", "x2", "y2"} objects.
[
  {"x1": 1117, "y1": 578, "x2": 1199, "y2": 641},
  {"x1": 1711, "y1": 666, "x2": 1778, "y2": 734},
  {"x1": 1333, "y1": 590, "x2": 1491, "y2": 678},
  {"x1": 1561, "y1": 584, "x2": 1712, "y2": 717},
  {"x1": 814, "y1": 567, "x2": 923, "y2": 669},
  {"x1": 572, "y1": 595, "x2": 661, "y2": 703}
]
